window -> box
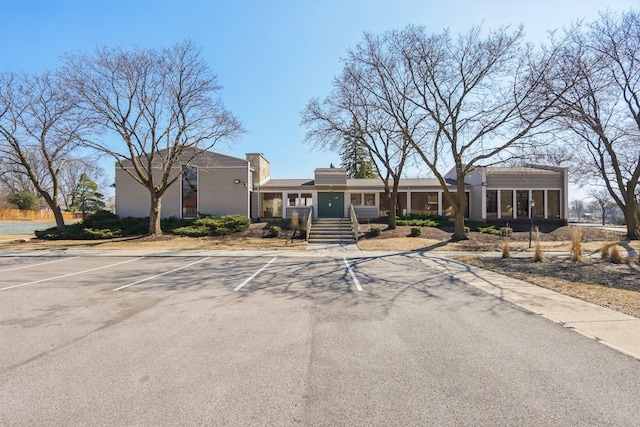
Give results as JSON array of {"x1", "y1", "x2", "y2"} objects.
[
  {"x1": 532, "y1": 190, "x2": 545, "y2": 218},
  {"x1": 442, "y1": 192, "x2": 470, "y2": 218},
  {"x1": 548, "y1": 190, "x2": 560, "y2": 218},
  {"x1": 486, "y1": 190, "x2": 498, "y2": 219},
  {"x1": 516, "y1": 190, "x2": 529, "y2": 218},
  {"x1": 364, "y1": 193, "x2": 375, "y2": 206},
  {"x1": 182, "y1": 166, "x2": 197, "y2": 218},
  {"x1": 500, "y1": 190, "x2": 513, "y2": 218},
  {"x1": 379, "y1": 192, "x2": 407, "y2": 216},
  {"x1": 410, "y1": 192, "x2": 438, "y2": 216},
  {"x1": 288, "y1": 193, "x2": 312, "y2": 207},
  {"x1": 261, "y1": 193, "x2": 282, "y2": 217},
  {"x1": 351, "y1": 193, "x2": 376, "y2": 207}
]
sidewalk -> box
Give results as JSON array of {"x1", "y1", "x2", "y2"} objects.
[{"x1": 415, "y1": 254, "x2": 640, "y2": 361}]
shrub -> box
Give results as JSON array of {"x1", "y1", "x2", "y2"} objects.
[
  {"x1": 609, "y1": 244, "x2": 625, "y2": 264},
  {"x1": 410, "y1": 226, "x2": 422, "y2": 237},
  {"x1": 570, "y1": 228, "x2": 582, "y2": 262},
  {"x1": 502, "y1": 240, "x2": 511, "y2": 258},
  {"x1": 533, "y1": 228, "x2": 545, "y2": 262},
  {"x1": 500, "y1": 226, "x2": 513, "y2": 237},
  {"x1": 298, "y1": 227, "x2": 307, "y2": 239},
  {"x1": 397, "y1": 214, "x2": 450, "y2": 227},
  {"x1": 370, "y1": 226, "x2": 382, "y2": 236},
  {"x1": 397, "y1": 218, "x2": 438, "y2": 227},
  {"x1": 464, "y1": 226, "x2": 470, "y2": 234},
  {"x1": 269, "y1": 226, "x2": 281, "y2": 237},
  {"x1": 478, "y1": 225, "x2": 502, "y2": 235},
  {"x1": 172, "y1": 225, "x2": 210, "y2": 237},
  {"x1": 465, "y1": 220, "x2": 491, "y2": 232}
]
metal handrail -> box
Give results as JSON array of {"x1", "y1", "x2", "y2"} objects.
[
  {"x1": 305, "y1": 210, "x2": 313, "y2": 242},
  {"x1": 349, "y1": 204, "x2": 359, "y2": 242}
]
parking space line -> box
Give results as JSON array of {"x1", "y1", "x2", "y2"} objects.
[
  {"x1": 0, "y1": 257, "x2": 145, "y2": 291},
  {"x1": 234, "y1": 257, "x2": 277, "y2": 292},
  {"x1": 343, "y1": 257, "x2": 363, "y2": 291},
  {"x1": 0, "y1": 256, "x2": 79, "y2": 273},
  {"x1": 113, "y1": 257, "x2": 211, "y2": 291}
]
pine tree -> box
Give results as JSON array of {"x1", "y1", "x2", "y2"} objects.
[
  {"x1": 340, "y1": 135, "x2": 376, "y2": 179},
  {"x1": 70, "y1": 173, "x2": 105, "y2": 218}
]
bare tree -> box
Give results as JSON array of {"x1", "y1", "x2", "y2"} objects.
[
  {"x1": 304, "y1": 25, "x2": 567, "y2": 238},
  {"x1": 302, "y1": 35, "x2": 417, "y2": 229},
  {"x1": 398, "y1": 25, "x2": 569, "y2": 239},
  {"x1": 588, "y1": 188, "x2": 616, "y2": 226},
  {"x1": 570, "y1": 199, "x2": 585, "y2": 221},
  {"x1": 549, "y1": 11, "x2": 640, "y2": 239},
  {"x1": 62, "y1": 40, "x2": 245, "y2": 235},
  {"x1": 0, "y1": 71, "x2": 88, "y2": 229}
]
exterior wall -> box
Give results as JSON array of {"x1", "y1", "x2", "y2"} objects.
[
  {"x1": 486, "y1": 172, "x2": 563, "y2": 189},
  {"x1": 198, "y1": 167, "x2": 250, "y2": 217},
  {"x1": 162, "y1": 170, "x2": 181, "y2": 218},
  {"x1": 469, "y1": 185, "x2": 484, "y2": 220},
  {"x1": 115, "y1": 168, "x2": 150, "y2": 218},
  {"x1": 246, "y1": 153, "x2": 270, "y2": 185},
  {"x1": 315, "y1": 169, "x2": 347, "y2": 186}
]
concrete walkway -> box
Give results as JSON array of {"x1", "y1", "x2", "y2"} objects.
[{"x1": 415, "y1": 254, "x2": 640, "y2": 361}]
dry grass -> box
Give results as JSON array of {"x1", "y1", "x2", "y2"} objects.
[
  {"x1": 502, "y1": 240, "x2": 511, "y2": 258},
  {"x1": 533, "y1": 228, "x2": 545, "y2": 262},
  {"x1": 609, "y1": 244, "x2": 624, "y2": 264},
  {"x1": 457, "y1": 256, "x2": 640, "y2": 319},
  {"x1": 570, "y1": 228, "x2": 582, "y2": 262}
]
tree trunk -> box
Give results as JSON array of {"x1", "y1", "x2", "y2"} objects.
[
  {"x1": 52, "y1": 205, "x2": 65, "y2": 230},
  {"x1": 623, "y1": 198, "x2": 639, "y2": 240},
  {"x1": 452, "y1": 179, "x2": 468, "y2": 240},
  {"x1": 149, "y1": 192, "x2": 163, "y2": 236},
  {"x1": 388, "y1": 195, "x2": 397, "y2": 229}
]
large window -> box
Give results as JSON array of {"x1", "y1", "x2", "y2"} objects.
[
  {"x1": 486, "y1": 190, "x2": 498, "y2": 219},
  {"x1": 261, "y1": 193, "x2": 283, "y2": 217},
  {"x1": 516, "y1": 190, "x2": 529, "y2": 218},
  {"x1": 500, "y1": 190, "x2": 513, "y2": 218},
  {"x1": 411, "y1": 192, "x2": 438, "y2": 216},
  {"x1": 548, "y1": 190, "x2": 561, "y2": 218},
  {"x1": 442, "y1": 192, "x2": 470, "y2": 218},
  {"x1": 379, "y1": 192, "x2": 407, "y2": 217},
  {"x1": 532, "y1": 190, "x2": 545, "y2": 218},
  {"x1": 350, "y1": 193, "x2": 362, "y2": 206},
  {"x1": 182, "y1": 166, "x2": 197, "y2": 218}
]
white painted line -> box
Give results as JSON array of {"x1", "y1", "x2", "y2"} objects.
[
  {"x1": 0, "y1": 256, "x2": 79, "y2": 273},
  {"x1": 234, "y1": 257, "x2": 277, "y2": 292},
  {"x1": 0, "y1": 257, "x2": 144, "y2": 291},
  {"x1": 343, "y1": 257, "x2": 363, "y2": 291},
  {"x1": 114, "y1": 257, "x2": 211, "y2": 291}
]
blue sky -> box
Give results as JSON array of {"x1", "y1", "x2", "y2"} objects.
[{"x1": 1, "y1": 0, "x2": 638, "y2": 189}]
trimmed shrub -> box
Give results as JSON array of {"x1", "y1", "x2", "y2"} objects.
[
  {"x1": 464, "y1": 226, "x2": 470, "y2": 234},
  {"x1": 478, "y1": 225, "x2": 502, "y2": 235},
  {"x1": 172, "y1": 225, "x2": 210, "y2": 237},
  {"x1": 370, "y1": 226, "x2": 382, "y2": 236},
  {"x1": 269, "y1": 226, "x2": 281, "y2": 237},
  {"x1": 409, "y1": 226, "x2": 422, "y2": 237}
]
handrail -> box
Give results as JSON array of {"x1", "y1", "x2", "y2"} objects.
[
  {"x1": 349, "y1": 204, "x2": 359, "y2": 242},
  {"x1": 305, "y1": 209, "x2": 313, "y2": 242}
]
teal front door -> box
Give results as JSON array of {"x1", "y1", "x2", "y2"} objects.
[{"x1": 318, "y1": 192, "x2": 345, "y2": 218}]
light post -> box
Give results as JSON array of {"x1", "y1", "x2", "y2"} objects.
[{"x1": 528, "y1": 199, "x2": 535, "y2": 248}]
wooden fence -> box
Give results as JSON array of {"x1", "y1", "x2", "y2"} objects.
[{"x1": 0, "y1": 209, "x2": 83, "y2": 221}]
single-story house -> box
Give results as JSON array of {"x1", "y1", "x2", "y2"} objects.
[{"x1": 115, "y1": 150, "x2": 568, "y2": 227}]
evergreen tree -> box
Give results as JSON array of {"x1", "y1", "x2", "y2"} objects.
[
  {"x1": 340, "y1": 134, "x2": 376, "y2": 179},
  {"x1": 69, "y1": 173, "x2": 105, "y2": 218}
]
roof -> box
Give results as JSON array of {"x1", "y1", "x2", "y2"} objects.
[
  {"x1": 119, "y1": 148, "x2": 248, "y2": 168},
  {"x1": 258, "y1": 177, "x2": 456, "y2": 190}
]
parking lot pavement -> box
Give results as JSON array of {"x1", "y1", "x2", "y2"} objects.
[{"x1": 1, "y1": 253, "x2": 640, "y2": 425}]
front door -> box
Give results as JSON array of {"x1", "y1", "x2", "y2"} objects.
[{"x1": 318, "y1": 192, "x2": 345, "y2": 218}]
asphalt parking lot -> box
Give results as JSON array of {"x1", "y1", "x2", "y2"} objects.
[{"x1": 1, "y1": 252, "x2": 639, "y2": 426}]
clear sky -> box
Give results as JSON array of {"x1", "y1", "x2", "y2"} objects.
[{"x1": 1, "y1": 0, "x2": 638, "y2": 188}]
